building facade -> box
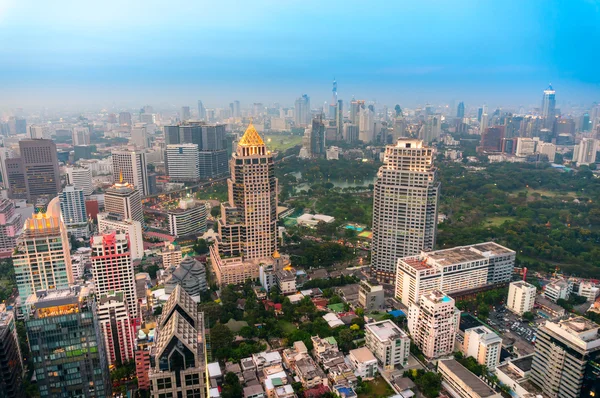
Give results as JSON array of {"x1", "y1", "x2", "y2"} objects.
[
  {"x1": 97, "y1": 291, "x2": 136, "y2": 367},
  {"x1": 97, "y1": 212, "x2": 144, "y2": 260},
  {"x1": 165, "y1": 144, "x2": 200, "y2": 182},
  {"x1": 0, "y1": 199, "x2": 23, "y2": 258},
  {"x1": 365, "y1": 320, "x2": 410, "y2": 369},
  {"x1": 19, "y1": 139, "x2": 61, "y2": 200},
  {"x1": 371, "y1": 139, "x2": 440, "y2": 282},
  {"x1": 111, "y1": 150, "x2": 149, "y2": 196},
  {"x1": 164, "y1": 256, "x2": 208, "y2": 300},
  {"x1": 59, "y1": 185, "x2": 89, "y2": 238},
  {"x1": 167, "y1": 199, "x2": 207, "y2": 238},
  {"x1": 358, "y1": 279, "x2": 385, "y2": 311},
  {"x1": 65, "y1": 166, "x2": 94, "y2": 196},
  {"x1": 0, "y1": 307, "x2": 24, "y2": 398},
  {"x1": 104, "y1": 178, "x2": 144, "y2": 226},
  {"x1": 507, "y1": 281, "x2": 536, "y2": 316},
  {"x1": 462, "y1": 326, "x2": 502, "y2": 369}
]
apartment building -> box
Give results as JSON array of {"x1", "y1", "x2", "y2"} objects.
[{"x1": 365, "y1": 320, "x2": 410, "y2": 369}]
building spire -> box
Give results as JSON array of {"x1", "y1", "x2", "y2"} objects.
[
  {"x1": 238, "y1": 120, "x2": 265, "y2": 147},
  {"x1": 119, "y1": 171, "x2": 123, "y2": 183}
]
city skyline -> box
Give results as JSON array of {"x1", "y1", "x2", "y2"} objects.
[{"x1": 1, "y1": 1, "x2": 599, "y2": 108}]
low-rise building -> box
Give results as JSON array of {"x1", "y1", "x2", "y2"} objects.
[
  {"x1": 495, "y1": 355, "x2": 540, "y2": 398},
  {"x1": 535, "y1": 295, "x2": 566, "y2": 320},
  {"x1": 282, "y1": 341, "x2": 308, "y2": 369},
  {"x1": 358, "y1": 279, "x2": 385, "y2": 311},
  {"x1": 164, "y1": 256, "x2": 208, "y2": 301},
  {"x1": 296, "y1": 213, "x2": 335, "y2": 228},
  {"x1": 167, "y1": 199, "x2": 208, "y2": 238},
  {"x1": 348, "y1": 347, "x2": 378, "y2": 379},
  {"x1": 507, "y1": 281, "x2": 536, "y2": 316},
  {"x1": 252, "y1": 351, "x2": 282, "y2": 371},
  {"x1": 277, "y1": 269, "x2": 297, "y2": 295},
  {"x1": 294, "y1": 357, "x2": 327, "y2": 389},
  {"x1": 244, "y1": 385, "x2": 265, "y2": 398},
  {"x1": 438, "y1": 359, "x2": 501, "y2": 398},
  {"x1": 578, "y1": 281, "x2": 600, "y2": 301},
  {"x1": 462, "y1": 326, "x2": 502, "y2": 369},
  {"x1": 365, "y1": 320, "x2": 410, "y2": 369},
  {"x1": 543, "y1": 279, "x2": 572, "y2": 302}
]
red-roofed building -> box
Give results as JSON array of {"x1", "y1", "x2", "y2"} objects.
[{"x1": 304, "y1": 384, "x2": 330, "y2": 398}]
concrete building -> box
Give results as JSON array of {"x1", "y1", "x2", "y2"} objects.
[
  {"x1": 211, "y1": 122, "x2": 278, "y2": 285},
  {"x1": 19, "y1": 139, "x2": 61, "y2": 200},
  {"x1": 59, "y1": 185, "x2": 89, "y2": 238},
  {"x1": 111, "y1": 150, "x2": 149, "y2": 196},
  {"x1": 164, "y1": 256, "x2": 208, "y2": 301},
  {"x1": 578, "y1": 282, "x2": 600, "y2": 301},
  {"x1": 91, "y1": 232, "x2": 138, "y2": 320},
  {"x1": 148, "y1": 286, "x2": 206, "y2": 398},
  {"x1": 0, "y1": 306, "x2": 24, "y2": 398},
  {"x1": 396, "y1": 242, "x2": 515, "y2": 306},
  {"x1": 573, "y1": 138, "x2": 598, "y2": 166},
  {"x1": 358, "y1": 279, "x2": 385, "y2": 311},
  {"x1": 65, "y1": 166, "x2": 94, "y2": 196},
  {"x1": 365, "y1": 320, "x2": 410, "y2": 369},
  {"x1": 531, "y1": 317, "x2": 600, "y2": 398},
  {"x1": 72, "y1": 127, "x2": 90, "y2": 146},
  {"x1": 165, "y1": 144, "x2": 200, "y2": 182},
  {"x1": 167, "y1": 199, "x2": 207, "y2": 238},
  {"x1": 348, "y1": 347, "x2": 378, "y2": 379},
  {"x1": 538, "y1": 142, "x2": 556, "y2": 162},
  {"x1": 130, "y1": 125, "x2": 148, "y2": 149},
  {"x1": 97, "y1": 213, "x2": 144, "y2": 260},
  {"x1": 296, "y1": 213, "x2": 335, "y2": 228},
  {"x1": 25, "y1": 287, "x2": 111, "y2": 397},
  {"x1": 495, "y1": 355, "x2": 539, "y2": 398},
  {"x1": 507, "y1": 281, "x2": 536, "y2": 316},
  {"x1": 371, "y1": 139, "x2": 440, "y2": 282},
  {"x1": 276, "y1": 269, "x2": 296, "y2": 295},
  {"x1": 408, "y1": 290, "x2": 460, "y2": 360},
  {"x1": 438, "y1": 359, "x2": 501, "y2": 398},
  {"x1": 544, "y1": 279, "x2": 572, "y2": 302},
  {"x1": 462, "y1": 326, "x2": 502, "y2": 369},
  {"x1": 5, "y1": 157, "x2": 27, "y2": 199},
  {"x1": 0, "y1": 199, "x2": 23, "y2": 258},
  {"x1": 104, "y1": 177, "x2": 144, "y2": 225},
  {"x1": 13, "y1": 200, "x2": 73, "y2": 300},
  {"x1": 515, "y1": 138, "x2": 536, "y2": 157},
  {"x1": 294, "y1": 356, "x2": 326, "y2": 389},
  {"x1": 159, "y1": 243, "x2": 182, "y2": 271},
  {"x1": 97, "y1": 291, "x2": 136, "y2": 367}
]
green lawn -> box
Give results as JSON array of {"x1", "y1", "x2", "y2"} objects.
[
  {"x1": 264, "y1": 134, "x2": 303, "y2": 152},
  {"x1": 278, "y1": 320, "x2": 298, "y2": 334},
  {"x1": 484, "y1": 216, "x2": 516, "y2": 226},
  {"x1": 509, "y1": 187, "x2": 576, "y2": 199},
  {"x1": 358, "y1": 376, "x2": 395, "y2": 398}
]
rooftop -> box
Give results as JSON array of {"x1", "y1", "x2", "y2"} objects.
[
  {"x1": 510, "y1": 355, "x2": 533, "y2": 372},
  {"x1": 349, "y1": 347, "x2": 377, "y2": 363},
  {"x1": 410, "y1": 242, "x2": 514, "y2": 267},
  {"x1": 439, "y1": 359, "x2": 498, "y2": 397},
  {"x1": 365, "y1": 319, "x2": 407, "y2": 342},
  {"x1": 511, "y1": 281, "x2": 536, "y2": 289}
]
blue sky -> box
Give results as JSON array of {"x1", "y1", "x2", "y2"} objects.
[{"x1": 1, "y1": 0, "x2": 599, "y2": 109}]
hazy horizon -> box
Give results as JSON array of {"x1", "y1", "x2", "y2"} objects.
[{"x1": 1, "y1": 0, "x2": 599, "y2": 111}]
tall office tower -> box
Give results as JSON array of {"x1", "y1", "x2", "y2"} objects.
[
  {"x1": 0, "y1": 199, "x2": 23, "y2": 257},
  {"x1": 180, "y1": 106, "x2": 191, "y2": 122},
  {"x1": 165, "y1": 144, "x2": 200, "y2": 182},
  {"x1": 111, "y1": 150, "x2": 149, "y2": 196},
  {"x1": 541, "y1": 84, "x2": 556, "y2": 129},
  {"x1": 5, "y1": 158, "x2": 26, "y2": 199},
  {"x1": 407, "y1": 290, "x2": 460, "y2": 360},
  {"x1": 65, "y1": 166, "x2": 93, "y2": 196},
  {"x1": 531, "y1": 317, "x2": 600, "y2": 398},
  {"x1": 119, "y1": 112, "x2": 132, "y2": 127},
  {"x1": 479, "y1": 126, "x2": 505, "y2": 152},
  {"x1": 25, "y1": 287, "x2": 111, "y2": 398},
  {"x1": 197, "y1": 100, "x2": 206, "y2": 120},
  {"x1": 395, "y1": 242, "x2": 515, "y2": 306},
  {"x1": 507, "y1": 281, "x2": 536, "y2": 316},
  {"x1": 350, "y1": 99, "x2": 364, "y2": 124},
  {"x1": 13, "y1": 199, "x2": 73, "y2": 300},
  {"x1": 91, "y1": 232, "x2": 138, "y2": 320},
  {"x1": 18, "y1": 139, "x2": 60, "y2": 200},
  {"x1": 130, "y1": 125, "x2": 148, "y2": 148},
  {"x1": 233, "y1": 100, "x2": 241, "y2": 118},
  {"x1": 359, "y1": 105, "x2": 375, "y2": 142},
  {"x1": 477, "y1": 107, "x2": 483, "y2": 122},
  {"x1": 371, "y1": 139, "x2": 439, "y2": 282},
  {"x1": 164, "y1": 256, "x2": 208, "y2": 299},
  {"x1": 310, "y1": 115, "x2": 326, "y2": 158},
  {"x1": 148, "y1": 285, "x2": 206, "y2": 398},
  {"x1": 344, "y1": 124, "x2": 359, "y2": 143},
  {"x1": 72, "y1": 127, "x2": 90, "y2": 146},
  {"x1": 294, "y1": 94, "x2": 311, "y2": 126},
  {"x1": 164, "y1": 125, "x2": 180, "y2": 145},
  {"x1": 480, "y1": 113, "x2": 489, "y2": 133},
  {"x1": 0, "y1": 147, "x2": 15, "y2": 189},
  {"x1": 456, "y1": 102, "x2": 465, "y2": 119},
  {"x1": 104, "y1": 177, "x2": 144, "y2": 226},
  {"x1": 29, "y1": 124, "x2": 51, "y2": 139},
  {"x1": 211, "y1": 122, "x2": 278, "y2": 285},
  {"x1": 97, "y1": 213, "x2": 144, "y2": 260},
  {"x1": 167, "y1": 199, "x2": 207, "y2": 238},
  {"x1": 419, "y1": 115, "x2": 441, "y2": 143},
  {"x1": 97, "y1": 291, "x2": 136, "y2": 367},
  {"x1": 59, "y1": 185, "x2": 89, "y2": 238},
  {"x1": 462, "y1": 326, "x2": 502, "y2": 369},
  {"x1": 328, "y1": 79, "x2": 338, "y2": 120},
  {"x1": 0, "y1": 306, "x2": 24, "y2": 398},
  {"x1": 572, "y1": 138, "x2": 599, "y2": 165},
  {"x1": 335, "y1": 99, "x2": 344, "y2": 140}
]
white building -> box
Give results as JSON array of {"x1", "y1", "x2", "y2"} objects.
[
  {"x1": 364, "y1": 320, "x2": 410, "y2": 369},
  {"x1": 29, "y1": 124, "x2": 52, "y2": 139},
  {"x1": 573, "y1": 138, "x2": 598, "y2": 166},
  {"x1": 462, "y1": 326, "x2": 502, "y2": 369},
  {"x1": 276, "y1": 269, "x2": 296, "y2": 295},
  {"x1": 72, "y1": 127, "x2": 91, "y2": 146},
  {"x1": 167, "y1": 199, "x2": 207, "y2": 238},
  {"x1": 104, "y1": 178, "x2": 144, "y2": 226},
  {"x1": 97, "y1": 291, "x2": 135, "y2": 367},
  {"x1": 507, "y1": 281, "x2": 537, "y2": 316},
  {"x1": 408, "y1": 290, "x2": 460, "y2": 359},
  {"x1": 578, "y1": 281, "x2": 600, "y2": 301},
  {"x1": 166, "y1": 144, "x2": 200, "y2": 182},
  {"x1": 296, "y1": 213, "x2": 335, "y2": 228},
  {"x1": 544, "y1": 279, "x2": 572, "y2": 302},
  {"x1": 71, "y1": 247, "x2": 91, "y2": 280},
  {"x1": 515, "y1": 138, "x2": 536, "y2": 157},
  {"x1": 537, "y1": 142, "x2": 556, "y2": 162},
  {"x1": 347, "y1": 347, "x2": 378, "y2": 379},
  {"x1": 111, "y1": 150, "x2": 149, "y2": 196},
  {"x1": 326, "y1": 146, "x2": 340, "y2": 160},
  {"x1": 65, "y1": 166, "x2": 94, "y2": 196},
  {"x1": 396, "y1": 242, "x2": 515, "y2": 306},
  {"x1": 58, "y1": 185, "x2": 89, "y2": 238},
  {"x1": 438, "y1": 359, "x2": 501, "y2": 398},
  {"x1": 97, "y1": 212, "x2": 144, "y2": 260},
  {"x1": 130, "y1": 125, "x2": 148, "y2": 149}
]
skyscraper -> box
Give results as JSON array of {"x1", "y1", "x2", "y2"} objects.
[
  {"x1": 59, "y1": 185, "x2": 89, "y2": 238},
  {"x1": 336, "y1": 99, "x2": 344, "y2": 140},
  {"x1": 295, "y1": 94, "x2": 311, "y2": 126},
  {"x1": 5, "y1": 158, "x2": 26, "y2": 200},
  {"x1": 111, "y1": 150, "x2": 149, "y2": 196},
  {"x1": 0, "y1": 199, "x2": 23, "y2": 258},
  {"x1": 13, "y1": 199, "x2": 73, "y2": 300},
  {"x1": 72, "y1": 127, "x2": 90, "y2": 146},
  {"x1": 91, "y1": 231, "x2": 138, "y2": 320},
  {"x1": 211, "y1": 122, "x2": 278, "y2": 285},
  {"x1": 25, "y1": 287, "x2": 111, "y2": 398},
  {"x1": 371, "y1": 139, "x2": 439, "y2": 282},
  {"x1": 119, "y1": 112, "x2": 132, "y2": 127},
  {"x1": 165, "y1": 144, "x2": 200, "y2": 182},
  {"x1": 0, "y1": 306, "x2": 24, "y2": 398},
  {"x1": 65, "y1": 166, "x2": 93, "y2": 196},
  {"x1": 572, "y1": 138, "x2": 598, "y2": 165},
  {"x1": 310, "y1": 115, "x2": 326, "y2": 158},
  {"x1": 148, "y1": 285, "x2": 206, "y2": 398},
  {"x1": 97, "y1": 291, "x2": 136, "y2": 368},
  {"x1": 479, "y1": 126, "x2": 505, "y2": 152},
  {"x1": 18, "y1": 139, "x2": 61, "y2": 201},
  {"x1": 164, "y1": 125, "x2": 180, "y2": 145},
  {"x1": 456, "y1": 101, "x2": 465, "y2": 118},
  {"x1": 541, "y1": 84, "x2": 556, "y2": 129},
  {"x1": 104, "y1": 176, "x2": 144, "y2": 225},
  {"x1": 130, "y1": 125, "x2": 148, "y2": 148},
  {"x1": 180, "y1": 106, "x2": 191, "y2": 122},
  {"x1": 197, "y1": 100, "x2": 206, "y2": 120},
  {"x1": 531, "y1": 317, "x2": 600, "y2": 398}
]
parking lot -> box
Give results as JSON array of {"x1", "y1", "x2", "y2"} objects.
[{"x1": 486, "y1": 305, "x2": 537, "y2": 356}]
